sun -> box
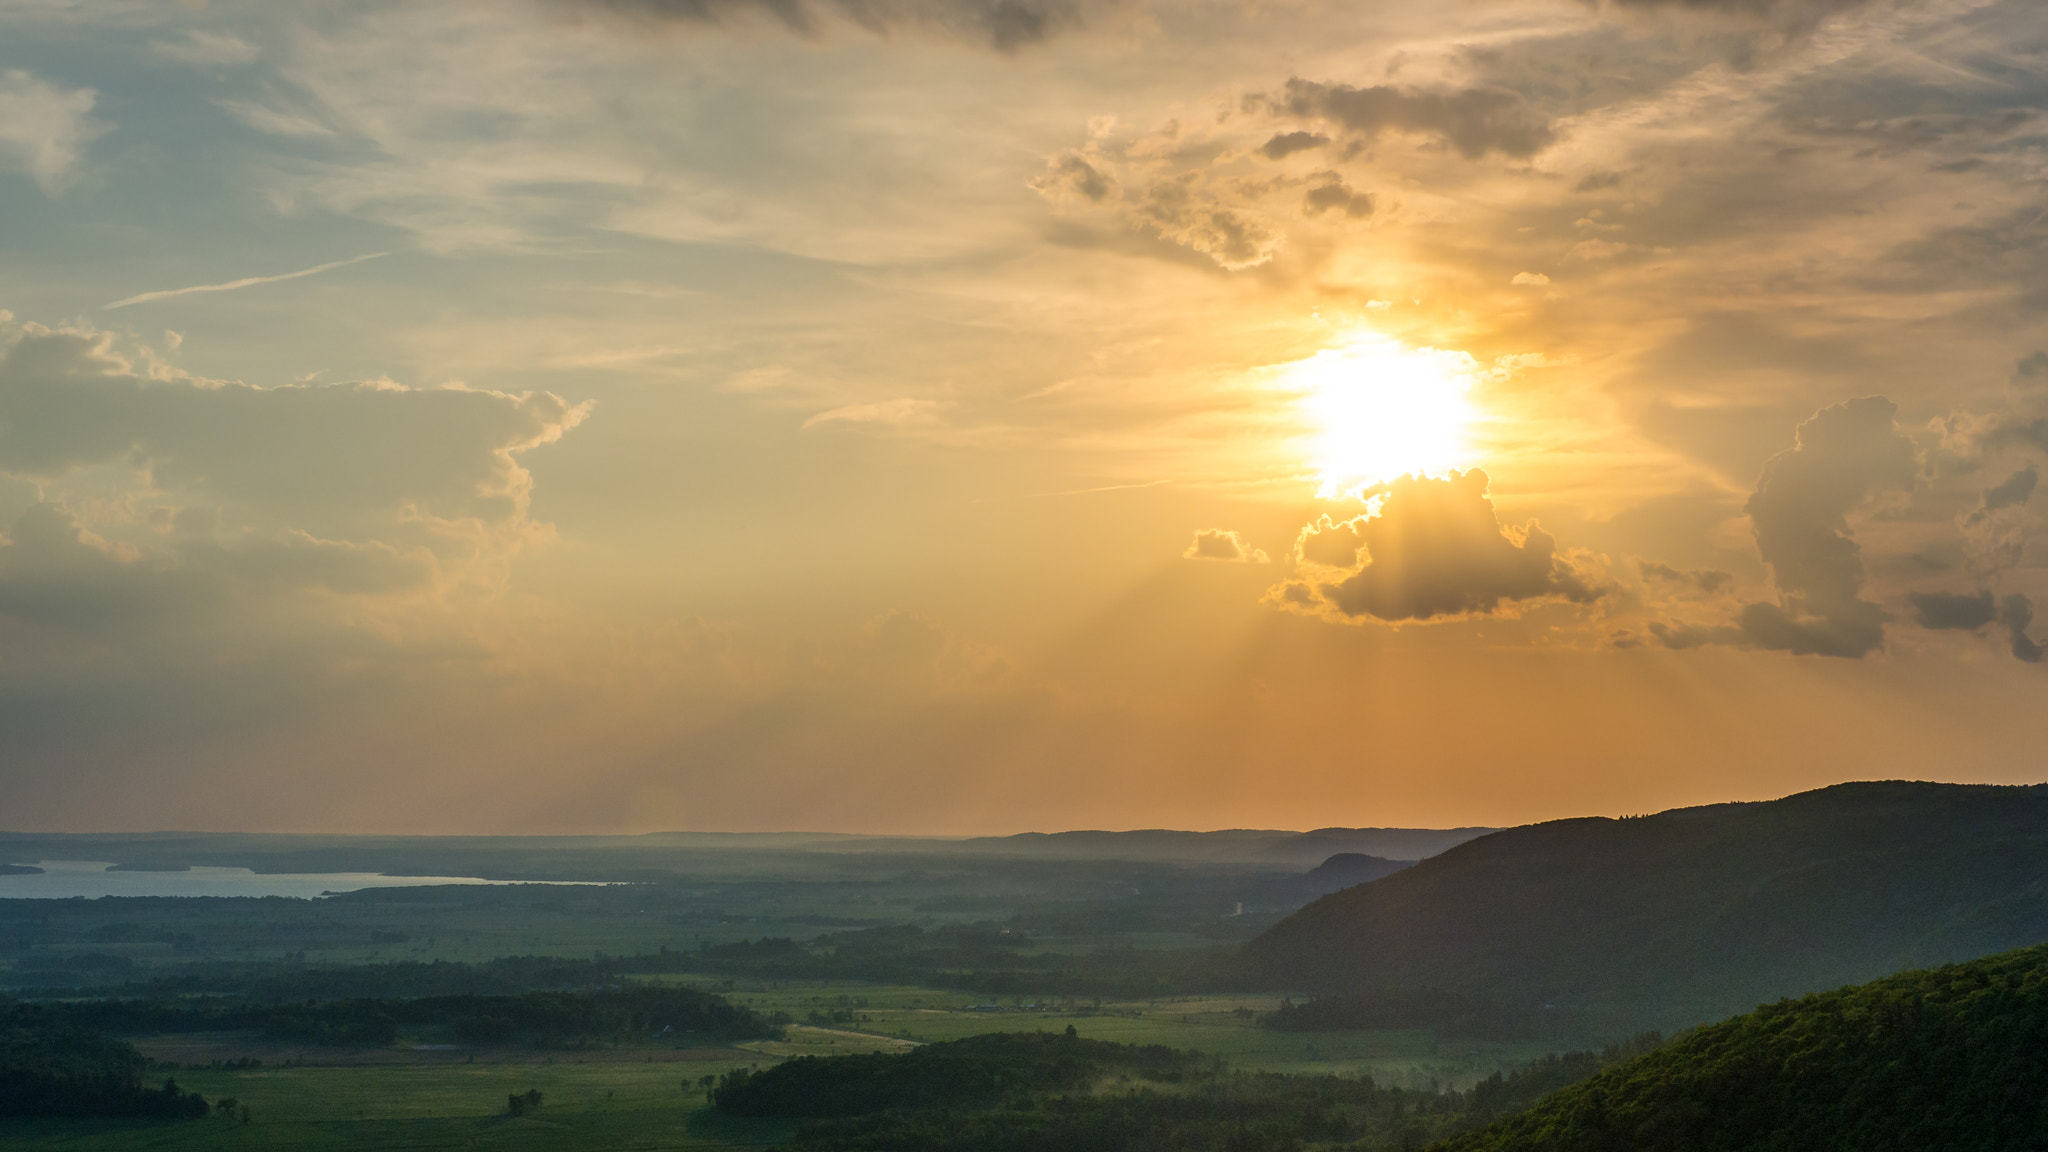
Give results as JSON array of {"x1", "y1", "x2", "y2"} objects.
[{"x1": 1284, "y1": 336, "x2": 1481, "y2": 497}]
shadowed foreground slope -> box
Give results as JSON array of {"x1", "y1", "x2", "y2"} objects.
[
  {"x1": 1435, "y1": 942, "x2": 2048, "y2": 1152},
  {"x1": 1248, "y1": 781, "x2": 2048, "y2": 1030}
]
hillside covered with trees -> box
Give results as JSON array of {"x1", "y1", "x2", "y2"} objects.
[
  {"x1": 1248, "y1": 781, "x2": 2048, "y2": 1031},
  {"x1": 1435, "y1": 942, "x2": 2048, "y2": 1152}
]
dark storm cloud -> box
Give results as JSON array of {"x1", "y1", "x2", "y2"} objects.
[
  {"x1": 1279, "y1": 470, "x2": 1603, "y2": 622},
  {"x1": 1252, "y1": 79, "x2": 1556, "y2": 160},
  {"x1": 1654, "y1": 398, "x2": 1916, "y2": 658},
  {"x1": 563, "y1": 0, "x2": 1087, "y2": 51}
]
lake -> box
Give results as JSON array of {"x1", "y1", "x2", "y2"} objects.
[{"x1": 0, "y1": 860, "x2": 589, "y2": 899}]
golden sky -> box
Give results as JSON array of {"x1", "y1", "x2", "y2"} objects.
[{"x1": 1, "y1": 0, "x2": 2045, "y2": 832}]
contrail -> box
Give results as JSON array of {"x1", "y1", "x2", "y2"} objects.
[{"x1": 102, "y1": 251, "x2": 389, "y2": 310}]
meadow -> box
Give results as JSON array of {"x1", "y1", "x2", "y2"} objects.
[
  {"x1": 692, "y1": 978, "x2": 1560, "y2": 1087},
  {"x1": 0, "y1": 1052, "x2": 795, "y2": 1151}
]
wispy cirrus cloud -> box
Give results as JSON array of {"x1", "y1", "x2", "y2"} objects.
[{"x1": 103, "y1": 252, "x2": 390, "y2": 310}]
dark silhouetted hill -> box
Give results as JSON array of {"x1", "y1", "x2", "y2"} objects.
[
  {"x1": 1435, "y1": 942, "x2": 2048, "y2": 1152},
  {"x1": 1247, "y1": 781, "x2": 2048, "y2": 1030},
  {"x1": 1293, "y1": 853, "x2": 1410, "y2": 894}
]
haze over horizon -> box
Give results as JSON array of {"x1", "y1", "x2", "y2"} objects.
[{"x1": 5, "y1": 0, "x2": 2048, "y2": 836}]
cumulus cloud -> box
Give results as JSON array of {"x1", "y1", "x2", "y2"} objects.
[
  {"x1": 560, "y1": 0, "x2": 1091, "y2": 52},
  {"x1": 1655, "y1": 397, "x2": 1916, "y2": 658},
  {"x1": 1301, "y1": 171, "x2": 1373, "y2": 218},
  {"x1": 1908, "y1": 589, "x2": 1997, "y2": 631},
  {"x1": 0, "y1": 323, "x2": 588, "y2": 537},
  {"x1": 1511, "y1": 272, "x2": 1550, "y2": 286},
  {"x1": 1966, "y1": 465, "x2": 2037, "y2": 525},
  {"x1": 1129, "y1": 175, "x2": 1281, "y2": 269},
  {"x1": 1258, "y1": 131, "x2": 1329, "y2": 160},
  {"x1": 1273, "y1": 470, "x2": 1603, "y2": 622},
  {"x1": 1909, "y1": 588, "x2": 2042, "y2": 664},
  {"x1": 1184, "y1": 528, "x2": 1267, "y2": 563},
  {"x1": 0, "y1": 70, "x2": 109, "y2": 196},
  {"x1": 1252, "y1": 78, "x2": 1555, "y2": 160},
  {"x1": 0, "y1": 503, "x2": 434, "y2": 637},
  {"x1": 2004, "y1": 595, "x2": 2044, "y2": 664},
  {"x1": 1030, "y1": 153, "x2": 1117, "y2": 204}
]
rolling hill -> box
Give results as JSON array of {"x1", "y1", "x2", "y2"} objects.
[
  {"x1": 1246, "y1": 781, "x2": 2048, "y2": 1031},
  {"x1": 1435, "y1": 942, "x2": 2048, "y2": 1152}
]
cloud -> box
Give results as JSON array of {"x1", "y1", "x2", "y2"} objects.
[
  {"x1": 1908, "y1": 589, "x2": 1997, "y2": 631},
  {"x1": 0, "y1": 320, "x2": 589, "y2": 541},
  {"x1": 1738, "y1": 397, "x2": 1917, "y2": 656},
  {"x1": 1258, "y1": 131, "x2": 1329, "y2": 160},
  {"x1": 1965, "y1": 465, "x2": 2037, "y2": 526},
  {"x1": 0, "y1": 503, "x2": 435, "y2": 638},
  {"x1": 2011, "y1": 352, "x2": 2048, "y2": 420},
  {"x1": 1639, "y1": 560, "x2": 1732, "y2": 593},
  {"x1": 1253, "y1": 78, "x2": 1555, "y2": 160},
  {"x1": 1301, "y1": 171, "x2": 1373, "y2": 218},
  {"x1": 1184, "y1": 528, "x2": 1267, "y2": 563},
  {"x1": 1030, "y1": 153, "x2": 1117, "y2": 204},
  {"x1": 1129, "y1": 175, "x2": 1281, "y2": 269},
  {"x1": 2002, "y1": 595, "x2": 2044, "y2": 664},
  {"x1": 559, "y1": 0, "x2": 1091, "y2": 52},
  {"x1": 1293, "y1": 514, "x2": 1367, "y2": 568},
  {"x1": 1511, "y1": 272, "x2": 1550, "y2": 286},
  {"x1": 1907, "y1": 588, "x2": 2042, "y2": 664},
  {"x1": 1656, "y1": 397, "x2": 1916, "y2": 658},
  {"x1": 0, "y1": 70, "x2": 109, "y2": 197},
  {"x1": 1274, "y1": 470, "x2": 1603, "y2": 622},
  {"x1": 803, "y1": 397, "x2": 947, "y2": 429},
  {"x1": 104, "y1": 253, "x2": 389, "y2": 310},
  {"x1": 152, "y1": 31, "x2": 261, "y2": 67},
  {"x1": 1589, "y1": 0, "x2": 1876, "y2": 27}
]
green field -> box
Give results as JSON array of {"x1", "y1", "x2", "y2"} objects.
[
  {"x1": 0, "y1": 975, "x2": 1572, "y2": 1150},
  {"x1": 0, "y1": 1055, "x2": 796, "y2": 1151},
  {"x1": 692, "y1": 978, "x2": 1562, "y2": 1087}
]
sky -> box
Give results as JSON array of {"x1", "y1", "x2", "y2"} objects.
[{"x1": 2, "y1": 0, "x2": 2047, "y2": 834}]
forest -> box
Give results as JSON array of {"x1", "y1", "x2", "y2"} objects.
[
  {"x1": 712, "y1": 1028, "x2": 1665, "y2": 1152},
  {"x1": 3, "y1": 985, "x2": 780, "y2": 1050},
  {"x1": 1439, "y1": 942, "x2": 2048, "y2": 1152},
  {"x1": 0, "y1": 1016, "x2": 208, "y2": 1120}
]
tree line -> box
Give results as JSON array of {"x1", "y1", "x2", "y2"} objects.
[
  {"x1": 2, "y1": 984, "x2": 779, "y2": 1050},
  {"x1": 711, "y1": 1026, "x2": 1664, "y2": 1152}
]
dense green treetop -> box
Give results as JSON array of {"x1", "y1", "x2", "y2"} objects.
[{"x1": 1435, "y1": 942, "x2": 2048, "y2": 1152}]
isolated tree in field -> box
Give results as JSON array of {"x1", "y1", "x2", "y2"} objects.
[{"x1": 507, "y1": 1088, "x2": 542, "y2": 1116}]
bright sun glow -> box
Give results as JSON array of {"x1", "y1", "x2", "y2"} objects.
[{"x1": 1287, "y1": 337, "x2": 1480, "y2": 496}]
